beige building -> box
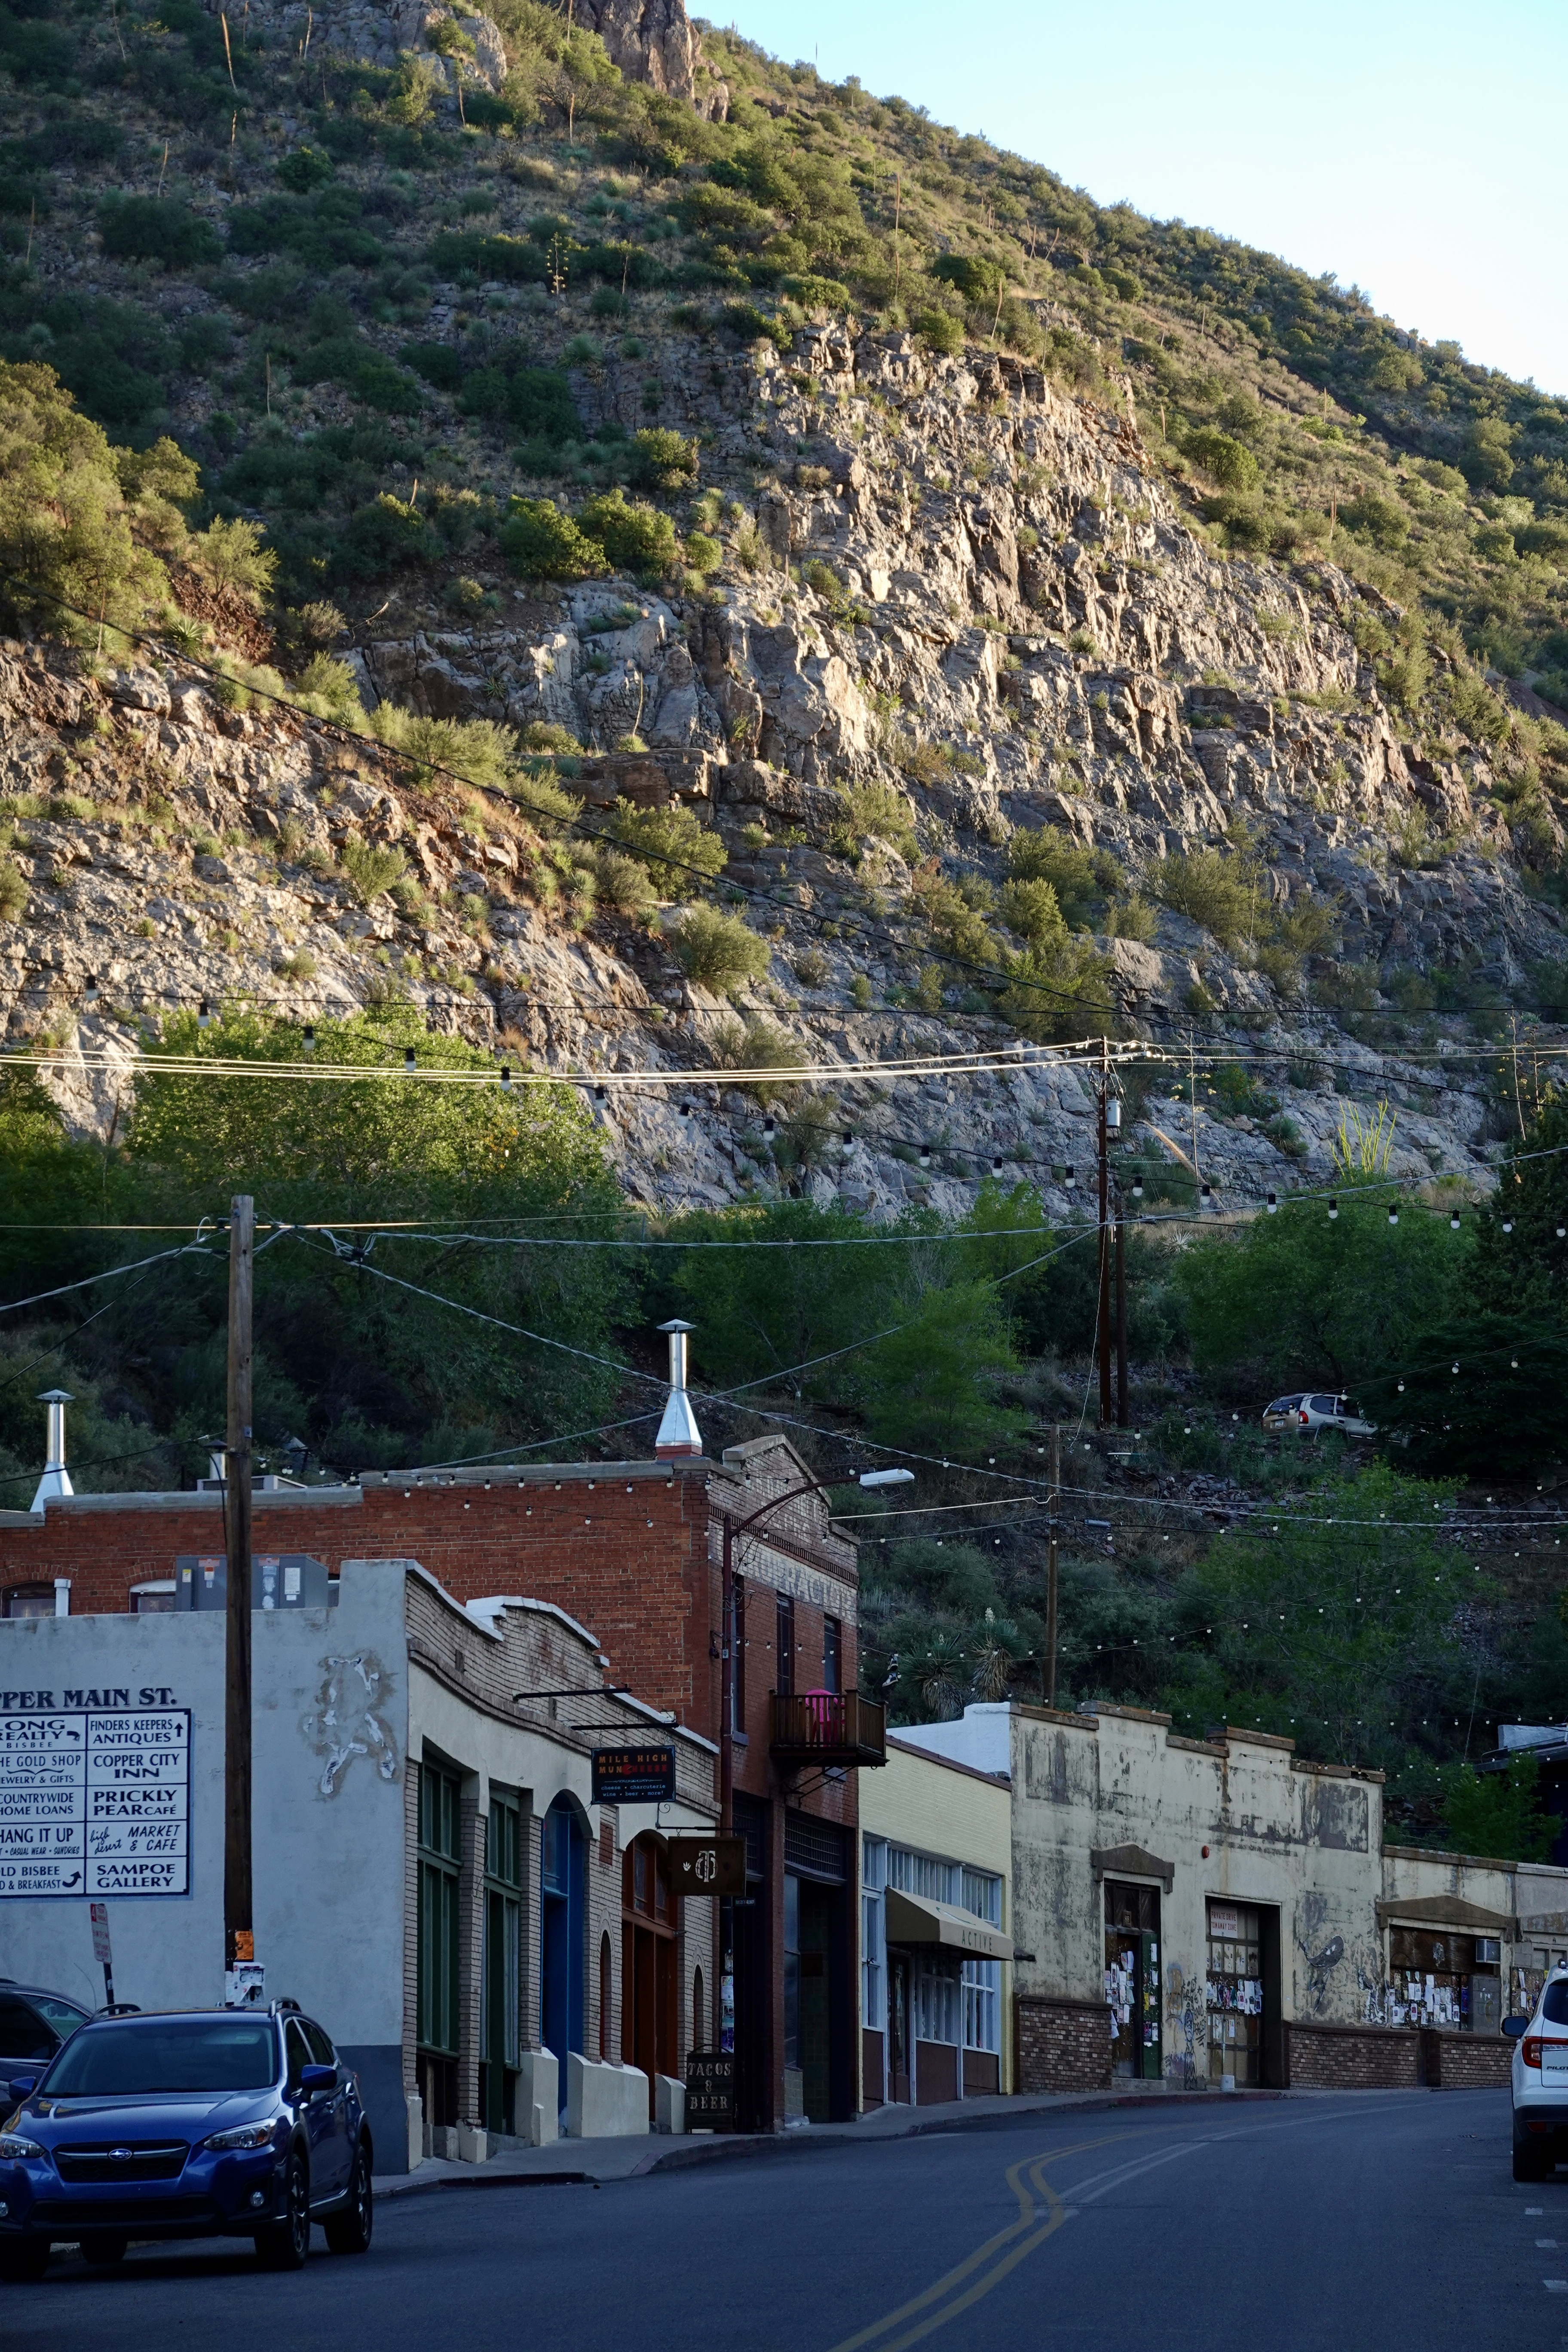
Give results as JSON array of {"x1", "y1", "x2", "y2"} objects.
[
  {"x1": 894, "y1": 1700, "x2": 1568, "y2": 2093},
  {"x1": 858, "y1": 1731, "x2": 1015, "y2": 2107}
]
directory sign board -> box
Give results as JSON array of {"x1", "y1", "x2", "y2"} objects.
[{"x1": 0, "y1": 1708, "x2": 191, "y2": 1897}]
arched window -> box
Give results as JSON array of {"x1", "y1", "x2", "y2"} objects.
[{"x1": 599, "y1": 1932, "x2": 613, "y2": 2062}]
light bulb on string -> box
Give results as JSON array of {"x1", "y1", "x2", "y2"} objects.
[
  {"x1": 404, "y1": 1047, "x2": 417, "y2": 1072},
  {"x1": 301, "y1": 1024, "x2": 315, "y2": 1053},
  {"x1": 1502, "y1": 1216, "x2": 1513, "y2": 1234},
  {"x1": 83, "y1": 974, "x2": 99, "y2": 1005},
  {"x1": 919, "y1": 1143, "x2": 932, "y2": 1169},
  {"x1": 1265, "y1": 1190, "x2": 1277, "y2": 1214},
  {"x1": 763, "y1": 1115, "x2": 776, "y2": 1139},
  {"x1": 679, "y1": 1100, "x2": 692, "y2": 1121},
  {"x1": 1387, "y1": 1204, "x2": 1399, "y2": 1226},
  {"x1": 1327, "y1": 1196, "x2": 1338, "y2": 1220},
  {"x1": 1451, "y1": 1211, "x2": 1461, "y2": 1231},
  {"x1": 197, "y1": 998, "x2": 212, "y2": 1029},
  {"x1": 499, "y1": 1064, "x2": 511, "y2": 1090}
]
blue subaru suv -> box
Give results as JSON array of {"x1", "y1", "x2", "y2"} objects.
[{"x1": 0, "y1": 2001, "x2": 373, "y2": 2279}]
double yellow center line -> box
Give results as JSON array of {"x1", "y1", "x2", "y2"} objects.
[{"x1": 824, "y1": 2135, "x2": 1120, "y2": 2352}]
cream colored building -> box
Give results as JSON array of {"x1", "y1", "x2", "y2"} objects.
[
  {"x1": 858, "y1": 1730, "x2": 1015, "y2": 2107},
  {"x1": 894, "y1": 1700, "x2": 1568, "y2": 2093}
]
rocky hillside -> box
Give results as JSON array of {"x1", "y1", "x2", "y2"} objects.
[{"x1": 1, "y1": 0, "x2": 1566, "y2": 1214}]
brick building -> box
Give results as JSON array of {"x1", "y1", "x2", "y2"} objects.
[{"x1": 0, "y1": 1394, "x2": 877, "y2": 2133}]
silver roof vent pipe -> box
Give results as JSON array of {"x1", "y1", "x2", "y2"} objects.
[
  {"x1": 31, "y1": 1389, "x2": 74, "y2": 1513},
  {"x1": 654, "y1": 1320, "x2": 702, "y2": 1459}
]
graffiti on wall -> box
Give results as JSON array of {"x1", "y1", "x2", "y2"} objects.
[
  {"x1": 302, "y1": 1652, "x2": 399, "y2": 1797},
  {"x1": 1163, "y1": 1959, "x2": 1204, "y2": 2082}
]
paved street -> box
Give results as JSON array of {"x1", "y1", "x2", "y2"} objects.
[{"x1": 2, "y1": 2093, "x2": 1559, "y2": 2350}]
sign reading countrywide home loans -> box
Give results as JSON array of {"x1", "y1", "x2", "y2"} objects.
[{"x1": 0, "y1": 1707, "x2": 191, "y2": 1897}]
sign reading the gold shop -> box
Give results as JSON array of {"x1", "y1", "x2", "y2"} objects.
[{"x1": 0, "y1": 1706, "x2": 191, "y2": 1897}]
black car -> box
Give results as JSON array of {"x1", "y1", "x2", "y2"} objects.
[
  {"x1": 0, "y1": 1983, "x2": 91, "y2": 2073},
  {"x1": 0, "y1": 2001, "x2": 373, "y2": 2279}
]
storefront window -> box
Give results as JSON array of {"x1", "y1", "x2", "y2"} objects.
[
  {"x1": 1389, "y1": 1927, "x2": 1500, "y2": 2032},
  {"x1": 862, "y1": 1837, "x2": 887, "y2": 2031},
  {"x1": 962, "y1": 1960, "x2": 999, "y2": 2053},
  {"x1": 1207, "y1": 1901, "x2": 1263, "y2": 2083}
]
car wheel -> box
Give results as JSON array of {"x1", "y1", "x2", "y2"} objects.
[
  {"x1": 79, "y1": 2234, "x2": 129, "y2": 2265},
  {"x1": 0, "y1": 2241, "x2": 49, "y2": 2284},
  {"x1": 324, "y1": 2141, "x2": 374, "y2": 2256},
  {"x1": 254, "y1": 2151, "x2": 310, "y2": 2270}
]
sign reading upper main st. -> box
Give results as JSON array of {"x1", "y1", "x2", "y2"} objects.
[{"x1": 0, "y1": 1706, "x2": 192, "y2": 1898}]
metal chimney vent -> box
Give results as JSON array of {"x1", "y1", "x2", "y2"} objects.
[
  {"x1": 654, "y1": 1320, "x2": 702, "y2": 1459},
  {"x1": 31, "y1": 1389, "x2": 74, "y2": 1513}
]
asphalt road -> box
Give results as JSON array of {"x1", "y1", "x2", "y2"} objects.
[{"x1": 3, "y1": 2092, "x2": 1562, "y2": 2352}]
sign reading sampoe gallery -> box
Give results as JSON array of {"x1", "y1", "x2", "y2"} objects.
[{"x1": 0, "y1": 1692, "x2": 191, "y2": 1898}]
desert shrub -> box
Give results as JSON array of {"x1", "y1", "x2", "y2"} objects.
[
  {"x1": 825, "y1": 781, "x2": 919, "y2": 864},
  {"x1": 98, "y1": 198, "x2": 222, "y2": 268},
  {"x1": 190, "y1": 514, "x2": 276, "y2": 604},
  {"x1": 288, "y1": 654, "x2": 364, "y2": 726},
  {"x1": 671, "y1": 904, "x2": 770, "y2": 996},
  {"x1": 340, "y1": 836, "x2": 408, "y2": 905},
  {"x1": 0, "y1": 860, "x2": 27, "y2": 920},
  {"x1": 591, "y1": 846, "x2": 656, "y2": 916},
  {"x1": 499, "y1": 496, "x2": 602, "y2": 582},
  {"x1": 0, "y1": 360, "x2": 175, "y2": 637},
  {"x1": 400, "y1": 340, "x2": 466, "y2": 392},
  {"x1": 340, "y1": 493, "x2": 429, "y2": 577},
  {"x1": 625, "y1": 427, "x2": 698, "y2": 492},
  {"x1": 1343, "y1": 492, "x2": 1409, "y2": 551},
  {"x1": 277, "y1": 146, "x2": 335, "y2": 193},
  {"x1": 711, "y1": 1012, "x2": 806, "y2": 1097},
  {"x1": 912, "y1": 307, "x2": 962, "y2": 355},
  {"x1": 1006, "y1": 826, "x2": 1121, "y2": 930},
  {"x1": 1148, "y1": 847, "x2": 1258, "y2": 947},
  {"x1": 606, "y1": 801, "x2": 726, "y2": 894},
  {"x1": 577, "y1": 489, "x2": 678, "y2": 578},
  {"x1": 1183, "y1": 428, "x2": 1259, "y2": 493},
  {"x1": 930, "y1": 254, "x2": 1003, "y2": 309},
  {"x1": 998, "y1": 875, "x2": 1067, "y2": 952}
]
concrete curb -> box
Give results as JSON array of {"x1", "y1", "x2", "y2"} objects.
[{"x1": 374, "y1": 2084, "x2": 1305, "y2": 2198}]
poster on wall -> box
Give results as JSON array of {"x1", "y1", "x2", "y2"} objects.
[{"x1": 0, "y1": 1708, "x2": 191, "y2": 1897}]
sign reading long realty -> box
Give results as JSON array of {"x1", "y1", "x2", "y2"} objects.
[{"x1": 0, "y1": 1702, "x2": 191, "y2": 1898}]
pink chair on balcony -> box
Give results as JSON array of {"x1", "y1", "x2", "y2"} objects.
[{"x1": 802, "y1": 1689, "x2": 839, "y2": 1743}]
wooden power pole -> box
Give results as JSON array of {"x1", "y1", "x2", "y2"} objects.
[
  {"x1": 1115, "y1": 1191, "x2": 1129, "y2": 1430},
  {"x1": 224, "y1": 1194, "x2": 254, "y2": 1985},
  {"x1": 1045, "y1": 1424, "x2": 1060, "y2": 1707},
  {"x1": 1096, "y1": 1043, "x2": 1112, "y2": 1428}
]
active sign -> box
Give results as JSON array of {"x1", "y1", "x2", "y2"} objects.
[
  {"x1": 0, "y1": 1708, "x2": 191, "y2": 1897},
  {"x1": 666, "y1": 1835, "x2": 747, "y2": 1899},
  {"x1": 685, "y1": 2051, "x2": 735, "y2": 2129},
  {"x1": 591, "y1": 1744, "x2": 676, "y2": 1804}
]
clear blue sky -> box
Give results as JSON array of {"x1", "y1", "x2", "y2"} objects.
[{"x1": 716, "y1": 0, "x2": 1568, "y2": 397}]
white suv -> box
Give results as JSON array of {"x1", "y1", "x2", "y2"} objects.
[{"x1": 1507, "y1": 1969, "x2": 1568, "y2": 2179}]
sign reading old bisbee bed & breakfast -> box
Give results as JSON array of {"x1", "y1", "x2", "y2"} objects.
[{"x1": 0, "y1": 1704, "x2": 192, "y2": 1897}]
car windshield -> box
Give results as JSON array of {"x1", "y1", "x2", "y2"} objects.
[
  {"x1": 1266, "y1": 1396, "x2": 1302, "y2": 1414},
  {"x1": 1543, "y1": 1981, "x2": 1568, "y2": 2025},
  {"x1": 29, "y1": 1997, "x2": 87, "y2": 2038},
  {"x1": 43, "y1": 2018, "x2": 278, "y2": 2097}
]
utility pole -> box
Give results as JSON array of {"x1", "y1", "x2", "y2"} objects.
[
  {"x1": 1096, "y1": 1039, "x2": 1112, "y2": 1429},
  {"x1": 224, "y1": 1194, "x2": 254, "y2": 1991},
  {"x1": 1045, "y1": 1425, "x2": 1060, "y2": 1707},
  {"x1": 1114, "y1": 1187, "x2": 1129, "y2": 1429}
]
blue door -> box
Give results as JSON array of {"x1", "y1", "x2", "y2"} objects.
[{"x1": 540, "y1": 1797, "x2": 585, "y2": 2116}]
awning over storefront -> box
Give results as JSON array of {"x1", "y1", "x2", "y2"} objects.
[
  {"x1": 1375, "y1": 1894, "x2": 1515, "y2": 1936},
  {"x1": 885, "y1": 1887, "x2": 1014, "y2": 1961}
]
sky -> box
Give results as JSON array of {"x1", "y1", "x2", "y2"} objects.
[{"x1": 718, "y1": 0, "x2": 1568, "y2": 397}]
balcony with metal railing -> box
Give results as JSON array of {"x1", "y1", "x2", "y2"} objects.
[{"x1": 769, "y1": 1689, "x2": 887, "y2": 1770}]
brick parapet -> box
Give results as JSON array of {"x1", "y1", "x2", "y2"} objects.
[{"x1": 1016, "y1": 1994, "x2": 1112, "y2": 2094}]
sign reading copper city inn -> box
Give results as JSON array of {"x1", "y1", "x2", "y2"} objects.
[{"x1": 0, "y1": 1699, "x2": 191, "y2": 1898}]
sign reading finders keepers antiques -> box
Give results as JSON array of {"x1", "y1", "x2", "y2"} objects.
[
  {"x1": 0, "y1": 1707, "x2": 192, "y2": 1897},
  {"x1": 591, "y1": 1745, "x2": 676, "y2": 1805}
]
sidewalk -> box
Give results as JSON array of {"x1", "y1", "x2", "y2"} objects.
[{"x1": 373, "y1": 2079, "x2": 1298, "y2": 2199}]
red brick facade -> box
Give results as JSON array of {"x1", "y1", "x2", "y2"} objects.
[
  {"x1": 0, "y1": 1431, "x2": 864, "y2": 2130},
  {"x1": 1016, "y1": 1994, "x2": 1112, "y2": 2093},
  {"x1": 1284, "y1": 2021, "x2": 1420, "y2": 2089}
]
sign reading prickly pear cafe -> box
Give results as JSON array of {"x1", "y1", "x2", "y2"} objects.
[{"x1": 0, "y1": 1699, "x2": 191, "y2": 1897}]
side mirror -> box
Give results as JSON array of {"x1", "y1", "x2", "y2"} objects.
[
  {"x1": 1502, "y1": 2016, "x2": 1529, "y2": 2040},
  {"x1": 297, "y1": 2064, "x2": 336, "y2": 2099},
  {"x1": 7, "y1": 2075, "x2": 39, "y2": 2101}
]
